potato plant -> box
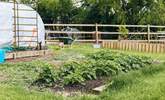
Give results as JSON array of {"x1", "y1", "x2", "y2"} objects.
[{"x1": 35, "y1": 50, "x2": 152, "y2": 86}]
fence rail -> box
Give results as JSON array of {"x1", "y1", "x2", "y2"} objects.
[{"x1": 45, "y1": 24, "x2": 165, "y2": 44}]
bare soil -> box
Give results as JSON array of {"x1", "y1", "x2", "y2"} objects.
[{"x1": 52, "y1": 77, "x2": 109, "y2": 96}]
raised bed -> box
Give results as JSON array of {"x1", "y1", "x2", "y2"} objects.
[{"x1": 5, "y1": 50, "x2": 51, "y2": 60}]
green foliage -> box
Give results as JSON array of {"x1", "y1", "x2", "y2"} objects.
[
  {"x1": 88, "y1": 50, "x2": 152, "y2": 72},
  {"x1": 118, "y1": 25, "x2": 129, "y2": 39},
  {"x1": 94, "y1": 60, "x2": 121, "y2": 76},
  {"x1": 88, "y1": 50, "x2": 121, "y2": 60},
  {"x1": 42, "y1": 50, "x2": 151, "y2": 86},
  {"x1": 57, "y1": 60, "x2": 96, "y2": 85},
  {"x1": 34, "y1": 67, "x2": 55, "y2": 87},
  {"x1": 20, "y1": 0, "x2": 165, "y2": 25},
  {"x1": 56, "y1": 59, "x2": 121, "y2": 85}
]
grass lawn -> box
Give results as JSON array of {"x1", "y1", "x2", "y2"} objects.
[
  {"x1": 99, "y1": 63, "x2": 165, "y2": 100},
  {"x1": 0, "y1": 43, "x2": 165, "y2": 100},
  {"x1": 0, "y1": 84, "x2": 63, "y2": 100},
  {"x1": 52, "y1": 43, "x2": 165, "y2": 60}
]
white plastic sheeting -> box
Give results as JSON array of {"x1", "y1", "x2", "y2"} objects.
[{"x1": 0, "y1": 2, "x2": 45, "y2": 48}]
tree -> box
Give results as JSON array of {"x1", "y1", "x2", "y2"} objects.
[
  {"x1": 76, "y1": 0, "x2": 126, "y2": 24},
  {"x1": 18, "y1": 0, "x2": 165, "y2": 25}
]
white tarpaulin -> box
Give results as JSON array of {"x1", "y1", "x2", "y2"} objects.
[{"x1": 0, "y1": 2, "x2": 45, "y2": 48}]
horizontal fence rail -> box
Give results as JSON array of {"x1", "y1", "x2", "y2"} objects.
[
  {"x1": 45, "y1": 24, "x2": 165, "y2": 28},
  {"x1": 44, "y1": 24, "x2": 165, "y2": 45}
]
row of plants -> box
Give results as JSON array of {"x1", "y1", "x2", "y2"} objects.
[{"x1": 35, "y1": 50, "x2": 152, "y2": 87}]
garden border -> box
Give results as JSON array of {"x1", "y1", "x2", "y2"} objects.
[{"x1": 5, "y1": 50, "x2": 51, "y2": 59}]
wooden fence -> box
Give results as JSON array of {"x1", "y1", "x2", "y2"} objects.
[
  {"x1": 102, "y1": 41, "x2": 165, "y2": 53},
  {"x1": 44, "y1": 24, "x2": 165, "y2": 45}
]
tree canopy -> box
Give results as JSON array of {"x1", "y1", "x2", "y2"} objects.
[{"x1": 17, "y1": 0, "x2": 165, "y2": 25}]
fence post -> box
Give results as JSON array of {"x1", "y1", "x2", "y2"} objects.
[
  {"x1": 95, "y1": 23, "x2": 99, "y2": 44},
  {"x1": 147, "y1": 24, "x2": 150, "y2": 43}
]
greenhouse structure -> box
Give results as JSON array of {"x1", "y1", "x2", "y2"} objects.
[{"x1": 0, "y1": 2, "x2": 45, "y2": 49}]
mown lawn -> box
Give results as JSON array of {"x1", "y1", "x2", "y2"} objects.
[
  {"x1": 0, "y1": 84, "x2": 63, "y2": 100},
  {"x1": 53, "y1": 43, "x2": 165, "y2": 61},
  {"x1": 0, "y1": 43, "x2": 165, "y2": 100},
  {"x1": 99, "y1": 63, "x2": 165, "y2": 100}
]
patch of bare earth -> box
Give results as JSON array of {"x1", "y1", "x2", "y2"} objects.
[{"x1": 51, "y1": 77, "x2": 108, "y2": 97}]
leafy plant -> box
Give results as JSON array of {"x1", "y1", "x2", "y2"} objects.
[
  {"x1": 118, "y1": 25, "x2": 129, "y2": 40},
  {"x1": 89, "y1": 50, "x2": 152, "y2": 72},
  {"x1": 34, "y1": 50, "x2": 152, "y2": 86},
  {"x1": 33, "y1": 67, "x2": 55, "y2": 87}
]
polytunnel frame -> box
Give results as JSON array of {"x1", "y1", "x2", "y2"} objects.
[{"x1": 13, "y1": 0, "x2": 39, "y2": 48}]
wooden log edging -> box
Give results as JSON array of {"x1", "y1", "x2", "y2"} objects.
[
  {"x1": 5, "y1": 50, "x2": 51, "y2": 60},
  {"x1": 102, "y1": 41, "x2": 165, "y2": 53}
]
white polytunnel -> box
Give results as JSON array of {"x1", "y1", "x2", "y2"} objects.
[{"x1": 0, "y1": 2, "x2": 45, "y2": 48}]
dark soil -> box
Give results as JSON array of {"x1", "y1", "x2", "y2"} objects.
[{"x1": 52, "y1": 77, "x2": 109, "y2": 94}]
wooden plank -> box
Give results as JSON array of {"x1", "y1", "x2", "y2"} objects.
[
  {"x1": 129, "y1": 42, "x2": 131, "y2": 51},
  {"x1": 5, "y1": 50, "x2": 50, "y2": 59},
  {"x1": 101, "y1": 41, "x2": 165, "y2": 53},
  {"x1": 44, "y1": 24, "x2": 148, "y2": 28},
  {"x1": 149, "y1": 44, "x2": 152, "y2": 53},
  {"x1": 45, "y1": 24, "x2": 165, "y2": 28},
  {"x1": 102, "y1": 42, "x2": 104, "y2": 48},
  {"x1": 46, "y1": 31, "x2": 95, "y2": 34},
  {"x1": 163, "y1": 44, "x2": 165, "y2": 53},
  {"x1": 141, "y1": 43, "x2": 144, "y2": 52},
  {"x1": 161, "y1": 44, "x2": 164, "y2": 53}
]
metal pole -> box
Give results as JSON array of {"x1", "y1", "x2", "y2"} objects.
[
  {"x1": 36, "y1": 0, "x2": 39, "y2": 49},
  {"x1": 13, "y1": 0, "x2": 17, "y2": 46},
  {"x1": 16, "y1": 1, "x2": 19, "y2": 47}
]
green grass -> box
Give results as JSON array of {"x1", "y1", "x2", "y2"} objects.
[
  {"x1": 98, "y1": 63, "x2": 165, "y2": 100},
  {"x1": 0, "y1": 43, "x2": 165, "y2": 100},
  {"x1": 0, "y1": 84, "x2": 63, "y2": 100},
  {"x1": 52, "y1": 43, "x2": 165, "y2": 61},
  {"x1": 112, "y1": 49, "x2": 165, "y2": 61}
]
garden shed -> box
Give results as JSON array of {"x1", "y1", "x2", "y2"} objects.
[{"x1": 0, "y1": 2, "x2": 45, "y2": 48}]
